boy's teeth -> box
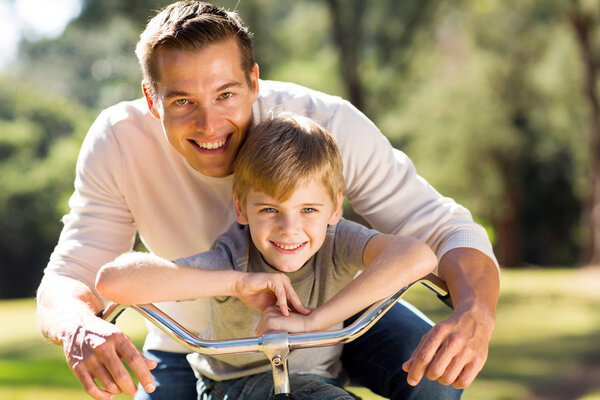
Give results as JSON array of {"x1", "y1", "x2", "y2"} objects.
[
  {"x1": 195, "y1": 139, "x2": 226, "y2": 149},
  {"x1": 275, "y1": 242, "x2": 303, "y2": 250}
]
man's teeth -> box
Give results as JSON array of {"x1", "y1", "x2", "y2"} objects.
[
  {"x1": 194, "y1": 139, "x2": 226, "y2": 149},
  {"x1": 274, "y1": 242, "x2": 303, "y2": 250}
]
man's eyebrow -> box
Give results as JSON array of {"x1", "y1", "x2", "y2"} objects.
[
  {"x1": 164, "y1": 90, "x2": 191, "y2": 100},
  {"x1": 163, "y1": 81, "x2": 244, "y2": 100},
  {"x1": 216, "y1": 81, "x2": 244, "y2": 92}
]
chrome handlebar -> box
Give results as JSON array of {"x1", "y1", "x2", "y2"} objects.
[{"x1": 99, "y1": 273, "x2": 450, "y2": 397}]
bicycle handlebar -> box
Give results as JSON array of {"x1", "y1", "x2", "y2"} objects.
[{"x1": 100, "y1": 273, "x2": 450, "y2": 356}]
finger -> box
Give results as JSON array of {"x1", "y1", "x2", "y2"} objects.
[
  {"x1": 71, "y1": 362, "x2": 116, "y2": 400},
  {"x1": 87, "y1": 358, "x2": 122, "y2": 395},
  {"x1": 425, "y1": 334, "x2": 464, "y2": 382},
  {"x1": 405, "y1": 328, "x2": 445, "y2": 386},
  {"x1": 274, "y1": 284, "x2": 290, "y2": 316},
  {"x1": 145, "y1": 356, "x2": 158, "y2": 370},
  {"x1": 434, "y1": 355, "x2": 464, "y2": 386},
  {"x1": 453, "y1": 362, "x2": 478, "y2": 389},
  {"x1": 116, "y1": 340, "x2": 156, "y2": 394},
  {"x1": 97, "y1": 345, "x2": 138, "y2": 396},
  {"x1": 283, "y1": 281, "x2": 310, "y2": 315}
]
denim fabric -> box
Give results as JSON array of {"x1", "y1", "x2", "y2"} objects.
[
  {"x1": 341, "y1": 299, "x2": 462, "y2": 400},
  {"x1": 133, "y1": 350, "x2": 197, "y2": 400},
  {"x1": 197, "y1": 372, "x2": 355, "y2": 400}
]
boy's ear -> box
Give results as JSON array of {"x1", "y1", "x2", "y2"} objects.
[
  {"x1": 233, "y1": 195, "x2": 249, "y2": 225},
  {"x1": 328, "y1": 192, "x2": 343, "y2": 225},
  {"x1": 142, "y1": 82, "x2": 161, "y2": 120}
]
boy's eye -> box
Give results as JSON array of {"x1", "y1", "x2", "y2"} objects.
[
  {"x1": 174, "y1": 99, "x2": 188, "y2": 106},
  {"x1": 261, "y1": 207, "x2": 277, "y2": 213},
  {"x1": 302, "y1": 208, "x2": 317, "y2": 213}
]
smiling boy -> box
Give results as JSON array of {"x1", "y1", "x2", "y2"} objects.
[{"x1": 96, "y1": 114, "x2": 437, "y2": 399}]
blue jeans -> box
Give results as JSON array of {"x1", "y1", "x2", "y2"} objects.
[
  {"x1": 134, "y1": 300, "x2": 462, "y2": 400},
  {"x1": 197, "y1": 372, "x2": 355, "y2": 400}
]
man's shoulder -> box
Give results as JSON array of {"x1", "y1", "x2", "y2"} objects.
[
  {"x1": 99, "y1": 98, "x2": 156, "y2": 128},
  {"x1": 256, "y1": 80, "x2": 349, "y2": 124}
]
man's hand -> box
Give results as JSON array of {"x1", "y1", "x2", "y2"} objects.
[
  {"x1": 401, "y1": 304, "x2": 494, "y2": 388},
  {"x1": 234, "y1": 272, "x2": 311, "y2": 316},
  {"x1": 255, "y1": 306, "x2": 311, "y2": 335},
  {"x1": 63, "y1": 317, "x2": 157, "y2": 400},
  {"x1": 402, "y1": 248, "x2": 498, "y2": 389}
]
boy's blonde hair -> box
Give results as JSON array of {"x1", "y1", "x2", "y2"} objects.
[{"x1": 233, "y1": 113, "x2": 345, "y2": 210}]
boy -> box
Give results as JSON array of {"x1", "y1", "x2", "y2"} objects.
[{"x1": 96, "y1": 113, "x2": 437, "y2": 399}]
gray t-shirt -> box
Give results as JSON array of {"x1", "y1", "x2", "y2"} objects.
[{"x1": 175, "y1": 218, "x2": 378, "y2": 381}]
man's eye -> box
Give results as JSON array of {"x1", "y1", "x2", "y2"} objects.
[
  {"x1": 220, "y1": 92, "x2": 233, "y2": 100},
  {"x1": 174, "y1": 99, "x2": 188, "y2": 106}
]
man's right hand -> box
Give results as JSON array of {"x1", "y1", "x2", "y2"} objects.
[{"x1": 63, "y1": 316, "x2": 157, "y2": 400}]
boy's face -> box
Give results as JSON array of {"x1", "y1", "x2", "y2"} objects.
[
  {"x1": 143, "y1": 38, "x2": 259, "y2": 178},
  {"x1": 234, "y1": 179, "x2": 342, "y2": 273}
]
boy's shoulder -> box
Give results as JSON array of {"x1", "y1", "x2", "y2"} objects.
[{"x1": 175, "y1": 222, "x2": 251, "y2": 272}]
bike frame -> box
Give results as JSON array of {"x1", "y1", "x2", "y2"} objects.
[{"x1": 100, "y1": 274, "x2": 451, "y2": 399}]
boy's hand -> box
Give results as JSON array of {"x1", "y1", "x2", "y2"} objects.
[
  {"x1": 255, "y1": 306, "x2": 312, "y2": 335},
  {"x1": 234, "y1": 273, "x2": 311, "y2": 316}
]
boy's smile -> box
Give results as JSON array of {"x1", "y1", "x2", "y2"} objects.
[{"x1": 234, "y1": 179, "x2": 342, "y2": 273}]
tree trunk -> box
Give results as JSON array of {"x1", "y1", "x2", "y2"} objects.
[
  {"x1": 568, "y1": 5, "x2": 600, "y2": 265},
  {"x1": 324, "y1": 0, "x2": 365, "y2": 111}
]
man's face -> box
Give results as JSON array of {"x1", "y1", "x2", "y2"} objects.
[
  {"x1": 146, "y1": 39, "x2": 259, "y2": 177},
  {"x1": 234, "y1": 179, "x2": 342, "y2": 273}
]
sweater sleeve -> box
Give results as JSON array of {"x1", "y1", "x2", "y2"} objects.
[
  {"x1": 43, "y1": 108, "x2": 137, "y2": 292},
  {"x1": 330, "y1": 101, "x2": 498, "y2": 271}
]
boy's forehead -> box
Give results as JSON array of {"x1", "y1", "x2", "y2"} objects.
[{"x1": 247, "y1": 178, "x2": 335, "y2": 205}]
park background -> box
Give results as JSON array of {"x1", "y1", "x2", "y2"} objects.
[{"x1": 0, "y1": 0, "x2": 599, "y2": 399}]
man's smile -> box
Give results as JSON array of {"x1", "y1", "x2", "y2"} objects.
[{"x1": 188, "y1": 135, "x2": 230, "y2": 151}]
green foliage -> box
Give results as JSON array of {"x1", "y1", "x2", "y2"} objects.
[
  {"x1": 0, "y1": 78, "x2": 93, "y2": 298},
  {"x1": 0, "y1": 0, "x2": 595, "y2": 299}
]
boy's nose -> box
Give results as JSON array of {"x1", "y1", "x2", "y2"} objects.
[{"x1": 278, "y1": 214, "x2": 300, "y2": 236}]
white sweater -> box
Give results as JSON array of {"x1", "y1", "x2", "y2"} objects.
[{"x1": 45, "y1": 79, "x2": 497, "y2": 353}]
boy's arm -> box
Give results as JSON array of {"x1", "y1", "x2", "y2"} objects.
[
  {"x1": 95, "y1": 252, "x2": 309, "y2": 316},
  {"x1": 255, "y1": 234, "x2": 436, "y2": 334}
]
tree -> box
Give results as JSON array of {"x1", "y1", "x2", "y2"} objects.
[{"x1": 567, "y1": 0, "x2": 600, "y2": 264}]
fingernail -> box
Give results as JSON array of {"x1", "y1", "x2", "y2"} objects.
[{"x1": 145, "y1": 383, "x2": 156, "y2": 392}]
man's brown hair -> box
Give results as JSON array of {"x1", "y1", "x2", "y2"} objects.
[
  {"x1": 136, "y1": 1, "x2": 254, "y2": 98},
  {"x1": 233, "y1": 113, "x2": 345, "y2": 211}
]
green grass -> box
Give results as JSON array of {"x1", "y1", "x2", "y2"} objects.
[{"x1": 1, "y1": 268, "x2": 599, "y2": 400}]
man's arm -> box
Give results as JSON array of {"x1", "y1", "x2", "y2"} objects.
[
  {"x1": 402, "y1": 248, "x2": 499, "y2": 388},
  {"x1": 255, "y1": 234, "x2": 437, "y2": 334},
  {"x1": 37, "y1": 274, "x2": 157, "y2": 400}
]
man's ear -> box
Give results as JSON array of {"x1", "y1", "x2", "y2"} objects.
[
  {"x1": 250, "y1": 64, "x2": 260, "y2": 102},
  {"x1": 233, "y1": 194, "x2": 249, "y2": 225},
  {"x1": 142, "y1": 82, "x2": 161, "y2": 119},
  {"x1": 328, "y1": 192, "x2": 343, "y2": 225}
]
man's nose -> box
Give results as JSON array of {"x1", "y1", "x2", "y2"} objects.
[{"x1": 193, "y1": 105, "x2": 220, "y2": 135}]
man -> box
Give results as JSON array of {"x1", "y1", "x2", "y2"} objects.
[{"x1": 37, "y1": 2, "x2": 499, "y2": 400}]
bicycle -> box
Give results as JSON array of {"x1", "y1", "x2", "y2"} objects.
[{"x1": 101, "y1": 273, "x2": 452, "y2": 400}]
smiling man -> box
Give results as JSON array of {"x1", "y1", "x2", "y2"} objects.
[{"x1": 36, "y1": 2, "x2": 499, "y2": 400}]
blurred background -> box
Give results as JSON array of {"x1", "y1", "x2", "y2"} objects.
[{"x1": 0, "y1": 0, "x2": 599, "y2": 399}]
